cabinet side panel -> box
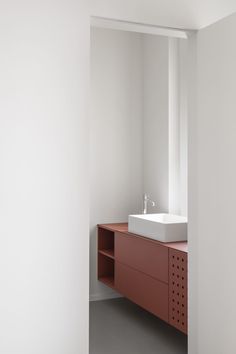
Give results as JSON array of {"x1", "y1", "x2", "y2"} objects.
[{"x1": 169, "y1": 249, "x2": 188, "y2": 334}]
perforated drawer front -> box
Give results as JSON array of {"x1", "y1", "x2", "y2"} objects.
[{"x1": 169, "y1": 249, "x2": 188, "y2": 334}]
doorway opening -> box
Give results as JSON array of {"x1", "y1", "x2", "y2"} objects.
[{"x1": 89, "y1": 16, "x2": 189, "y2": 354}]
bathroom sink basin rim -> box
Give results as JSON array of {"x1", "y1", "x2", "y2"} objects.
[{"x1": 128, "y1": 213, "x2": 187, "y2": 243}]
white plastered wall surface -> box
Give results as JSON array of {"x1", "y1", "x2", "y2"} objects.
[
  {"x1": 0, "y1": 1, "x2": 90, "y2": 353},
  {"x1": 189, "y1": 11, "x2": 236, "y2": 354},
  {"x1": 89, "y1": 28, "x2": 144, "y2": 301}
]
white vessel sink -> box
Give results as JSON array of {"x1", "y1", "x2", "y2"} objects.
[{"x1": 128, "y1": 213, "x2": 187, "y2": 243}]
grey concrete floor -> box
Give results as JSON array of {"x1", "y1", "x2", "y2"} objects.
[{"x1": 89, "y1": 298, "x2": 187, "y2": 354}]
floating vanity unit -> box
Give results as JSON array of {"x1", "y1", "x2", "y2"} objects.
[{"x1": 97, "y1": 223, "x2": 188, "y2": 334}]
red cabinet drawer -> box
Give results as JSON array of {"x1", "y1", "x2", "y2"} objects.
[
  {"x1": 115, "y1": 262, "x2": 168, "y2": 322},
  {"x1": 115, "y1": 232, "x2": 168, "y2": 283}
]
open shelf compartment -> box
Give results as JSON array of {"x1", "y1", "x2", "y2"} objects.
[
  {"x1": 97, "y1": 227, "x2": 115, "y2": 289},
  {"x1": 98, "y1": 227, "x2": 115, "y2": 258},
  {"x1": 98, "y1": 253, "x2": 115, "y2": 289}
]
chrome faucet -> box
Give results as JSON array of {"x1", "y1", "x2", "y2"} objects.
[{"x1": 142, "y1": 193, "x2": 156, "y2": 214}]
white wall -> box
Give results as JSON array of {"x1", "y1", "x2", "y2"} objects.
[
  {"x1": 189, "y1": 12, "x2": 236, "y2": 354},
  {"x1": 168, "y1": 38, "x2": 181, "y2": 215},
  {"x1": 168, "y1": 38, "x2": 188, "y2": 217},
  {"x1": 179, "y1": 39, "x2": 188, "y2": 217},
  {"x1": 0, "y1": 1, "x2": 89, "y2": 353},
  {"x1": 90, "y1": 28, "x2": 143, "y2": 300},
  {"x1": 142, "y1": 35, "x2": 169, "y2": 213},
  {"x1": 188, "y1": 33, "x2": 198, "y2": 354},
  {"x1": 142, "y1": 35, "x2": 187, "y2": 217}
]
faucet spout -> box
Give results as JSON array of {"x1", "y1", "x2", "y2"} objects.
[{"x1": 142, "y1": 193, "x2": 156, "y2": 214}]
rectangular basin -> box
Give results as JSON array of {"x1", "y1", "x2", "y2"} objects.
[{"x1": 128, "y1": 213, "x2": 187, "y2": 243}]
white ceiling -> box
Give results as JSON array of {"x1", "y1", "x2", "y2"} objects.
[{"x1": 90, "y1": 0, "x2": 236, "y2": 30}]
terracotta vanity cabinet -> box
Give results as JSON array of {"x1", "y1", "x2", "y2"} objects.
[{"x1": 97, "y1": 223, "x2": 188, "y2": 334}]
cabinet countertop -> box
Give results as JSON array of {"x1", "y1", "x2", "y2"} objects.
[{"x1": 98, "y1": 223, "x2": 188, "y2": 253}]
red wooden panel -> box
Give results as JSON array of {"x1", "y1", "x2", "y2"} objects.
[
  {"x1": 98, "y1": 223, "x2": 128, "y2": 234},
  {"x1": 115, "y1": 262, "x2": 168, "y2": 322},
  {"x1": 169, "y1": 249, "x2": 188, "y2": 334},
  {"x1": 98, "y1": 249, "x2": 114, "y2": 259},
  {"x1": 99, "y1": 276, "x2": 115, "y2": 289},
  {"x1": 115, "y1": 232, "x2": 168, "y2": 283}
]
